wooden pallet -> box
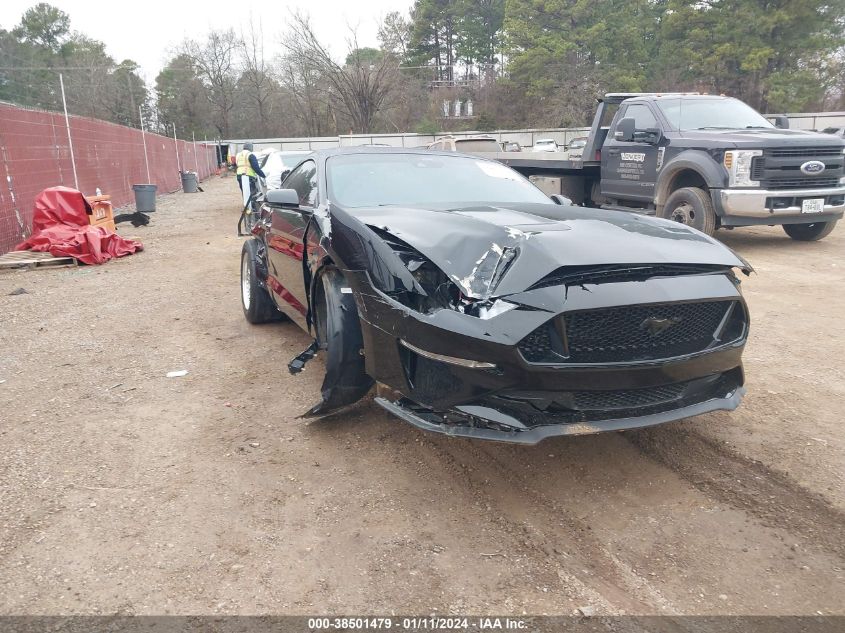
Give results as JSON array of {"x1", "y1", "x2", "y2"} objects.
[{"x1": 0, "y1": 250, "x2": 77, "y2": 270}]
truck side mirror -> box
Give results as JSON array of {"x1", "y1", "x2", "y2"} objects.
[
  {"x1": 637, "y1": 127, "x2": 663, "y2": 145},
  {"x1": 615, "y1": 118, "x2": 636, "y2": 142},
  {"x1": 773, "y1": 115, "x2": 790, "y2": 129}
]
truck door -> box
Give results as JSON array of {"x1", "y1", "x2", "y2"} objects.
[{"x1": 601, "y1": 103, "x2": 661, "y2": 203}]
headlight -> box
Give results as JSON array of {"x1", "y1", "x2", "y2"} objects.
[{"x1": 724, "y1": 150, "x2": 762, "y2": 188}]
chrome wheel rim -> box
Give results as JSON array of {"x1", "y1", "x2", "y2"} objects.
[{"x1": 241, "y1": 253, "x2": 251, "y2": 310}]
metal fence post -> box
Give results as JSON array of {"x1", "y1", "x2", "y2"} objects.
[
  {"x1": 59, "y1": 74, "x2": 79, "y2": 190},
  {"x1": 139, "y1": 105, "x2": 151, "y2": 183},
  {"x1": 204, "y1": 136, "x2": 211, "y2": 176},
  {"x1": 172, "y1": 123, "x2": 181, "y2": 173}
]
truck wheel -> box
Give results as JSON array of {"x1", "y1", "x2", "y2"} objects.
[
  {"x1": 782, "y1": 220, "x2": 837, "y2": 241},
  {"x1": 241, "y1": 240, "x2": 286, "y2": 324},
  {"x1": 662, "y1": 187, "x2": 717, "y2": 236},
  {"x1": 307, "y1": 267, "x2": 373, "y2": 416}
]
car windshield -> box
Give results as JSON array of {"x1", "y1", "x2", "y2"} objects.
[
  {"x1": 657, "y1": 98, "x2": 774, "y2": 131},
  {"x1": 327, "y1": 153, "x2": 553, "y2": 208},
  {"x1": 536, "y1": 140, "x2": 555, "y2": 145}
]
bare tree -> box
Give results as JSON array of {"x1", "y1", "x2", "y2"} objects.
[
  {"x1": 180, "y1": 29, "x2": 239, "y2": 137},
  {"x1": 282, "y1": 12, "x2": 401, "y2": 134},
  {"x1": 238, "y1": 18, "x2": 275, "y2": 136},
  {"x1": 277, "y1": 50, "x2": 332, "y2": 137}
]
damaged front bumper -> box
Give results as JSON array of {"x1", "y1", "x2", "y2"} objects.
[
  {"x1": 348, "y1": 270, "x2": 749, "y2": 444},
  {"x1": 375, "y1": 375, "x2": 745, "y2": 444}
]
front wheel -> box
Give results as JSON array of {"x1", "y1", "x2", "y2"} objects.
[
  {"x1": 782, "y1": 220, "x2": 837, "y2": 241},
  {"x1": 306, "y1": 267, "x2": 373, "y2": 416},
  {"x1": 661, "y1": 187, "x2": 717, "y2": 236}
]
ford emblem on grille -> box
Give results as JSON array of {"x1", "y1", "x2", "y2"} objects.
[
  {"x1": 640, "y1": 316, "x2": 683, "y2": 336},
  {"x1": 800, "y1": 160, "x2": 826, "y2": 175}
]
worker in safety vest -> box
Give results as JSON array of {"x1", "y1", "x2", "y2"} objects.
[{"x1": 235, "y1": 142, "x2": 266, "y2": 208}]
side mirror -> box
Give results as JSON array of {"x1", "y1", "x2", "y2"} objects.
[
  {"x1": 550, "y1": 194, "x2": 573, "y2": 206},
  {"x1": 636, "y1": 127, "x2": 663, "y2": 145},
  {"x1": 773, "y1": 115, "x2": 790, "y2": 129},
  {"x1": 615, "y1": 118, "x2": 636, "y2": 142},
  {"x1": 265, "y1": 188, "x2": 300, "y2": 207}
]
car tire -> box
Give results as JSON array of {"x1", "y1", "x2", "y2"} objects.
[
  {"x1": 308, "y1": 267, "x2": 373, "y2": 416},
  {"x1": 782, "y1": 220, "x2": 837, "y2": 241},
  {"x1": 662, "y1": 187, "x2": 717, "y2": 236},
  {"x1": 241, "y1": 239, "x2": 286, "y2": 324}
]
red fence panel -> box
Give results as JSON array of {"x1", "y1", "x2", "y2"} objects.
[{"x1": 0, "y1": 102, "x2": 217, "y2": 255}]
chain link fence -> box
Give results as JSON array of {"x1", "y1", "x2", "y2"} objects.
[{"x1": 0, "y1": 101, "x2": 218, "y2": 255}]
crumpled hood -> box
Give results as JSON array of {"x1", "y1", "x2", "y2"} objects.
[{"x1": 350, "y1": 203, "x2": 750, "y2": 299}]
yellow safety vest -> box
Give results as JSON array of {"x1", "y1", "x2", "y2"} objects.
[{"x1": 236, "y1": 150, "x2": 256, "y2": 177}]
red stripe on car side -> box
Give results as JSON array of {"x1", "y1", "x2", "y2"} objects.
[{"x1": 266, "y1": 274, "x2": 308, "y2": 316}]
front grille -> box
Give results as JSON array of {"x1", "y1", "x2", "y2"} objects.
[
  {"x1": 518, "y1": 321, "x2": 560, "y2": 363},
  {"x1": 769, "y1": 147, "x2": 843, "y2": 158},
  {"x1": 468, "y1": 371, "x2": 743, "y2": 428},
  {"x1": 752, "y1": 148, "x2": 844, "y2": 190},
  {"x1": 766, "y1": 177, "x2": 840, "y2": 190},
  {"x1": 518, "y1": 300, "x2": 744, "y2": 365},
  {"x1": 572, "y1": 382, "x2": 686, "y2": 410}
]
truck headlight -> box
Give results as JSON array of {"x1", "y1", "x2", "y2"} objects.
[{"x1": 724, "y1": 150, "x2": 762, "y2": 188}]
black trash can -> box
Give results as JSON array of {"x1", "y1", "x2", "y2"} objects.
[
  {"x1": 180, "y1": 171, "x2": 198, "y2": 193},
  {"x1": 132, "y1": 184, "x2": 157, "y2": 212}
]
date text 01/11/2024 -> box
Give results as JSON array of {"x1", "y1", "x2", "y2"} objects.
[{"x1": 307, "y1": 617, "x2": 529, "y2": 630}]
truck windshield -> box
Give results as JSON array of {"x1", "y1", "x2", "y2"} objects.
[{"x1": 657, "y1": 98, "x2": 774, "y2": 131}]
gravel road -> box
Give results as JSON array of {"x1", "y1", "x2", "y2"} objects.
[{"x1": 1, "y1": 176, "x2": 842, "y2": 615}]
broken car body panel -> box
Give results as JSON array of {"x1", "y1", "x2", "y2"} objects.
[{"x1": 251, "y1": 148, "x2": 751, "y2": 443}]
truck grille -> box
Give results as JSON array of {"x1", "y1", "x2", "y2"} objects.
[
  {"x1": 767, "y1": 177, "x2": 840, "y2": 190},
  {"x1": 769, "y1": 147, "x2": 843, "y2": 158},
  {"x1": 518, "y1": 300, "x2": 744, "y2": 365},
  {"x1": 752, "y1": 147, "x2": 845, "y2": 190}
]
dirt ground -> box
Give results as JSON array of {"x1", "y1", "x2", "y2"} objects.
[{"x1": 0, "y1": 175, "x2": 843, "y2": 616}]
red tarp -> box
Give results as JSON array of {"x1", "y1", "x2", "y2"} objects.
[{"x1": 15, "y1": 187, "x2": 143, "y2": 265}]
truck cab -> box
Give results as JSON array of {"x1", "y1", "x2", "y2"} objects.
[{"x1": 591, "y1": 93, "x2": 845, "y2": 239}]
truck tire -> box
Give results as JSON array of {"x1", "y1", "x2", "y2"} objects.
[
  {"x1": 662, "y1": 187, "x2": 717, "y2": 236},
  {"x1": 782, "y1": 220, "x2": 837, "y2": 241},
  {"x1": 241, "y1": 239, "x2": 286, "y2": 324},
  {"x1": 307, "y1": 267, "x2": 373, "y2": 416}
]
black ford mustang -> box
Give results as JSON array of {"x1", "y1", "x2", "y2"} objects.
[{"x1": 241, "y1": 148, "x2": 751, "y2": 444}]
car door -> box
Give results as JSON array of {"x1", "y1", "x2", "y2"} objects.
[
  {"x1": 265, "y1": 159, "x2": 319, "y2": 323},
  {"x1": 601, "y1": 102, "x2": 662, "y2": 202}
]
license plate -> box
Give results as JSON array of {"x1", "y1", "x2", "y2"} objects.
[{"x1": 801, "y1": 198, "x2": 825, "y2": 213}]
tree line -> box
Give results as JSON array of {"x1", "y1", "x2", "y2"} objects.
[{"x1": 2, "y1": 1, "x2": 844, "y2": 140}]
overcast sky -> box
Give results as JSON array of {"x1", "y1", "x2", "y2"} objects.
[{"x1": 0, "y1": 0, "x2": 414, "y2": 82}]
